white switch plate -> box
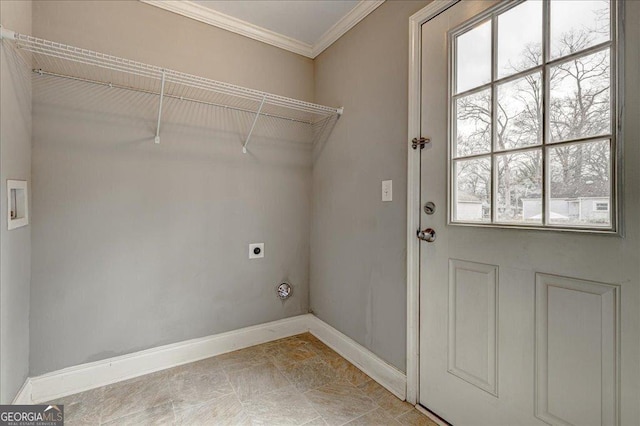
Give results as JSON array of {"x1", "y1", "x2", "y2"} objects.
[
  {"x1": 382, "y1": 180, "x2": 392, "y2": 202},
  {"x1": 249, "y1": 243, "x2": 264, "y2": 259}
]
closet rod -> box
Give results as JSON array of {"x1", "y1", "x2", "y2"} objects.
[{"x1": 31, "y1": 69, "x2": 317, "y2": 125}]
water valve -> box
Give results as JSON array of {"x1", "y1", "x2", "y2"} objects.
[{"x1": 277, "y1": 282, "x2": 292, "y2": 300}]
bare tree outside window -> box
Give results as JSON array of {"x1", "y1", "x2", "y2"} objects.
[{"x1": 451, "y1": 0, "x2": 614, "y2": 230}]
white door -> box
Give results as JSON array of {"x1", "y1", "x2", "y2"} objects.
[{"x1": 418, "y1": 1, "x2": 639, "y2": 425}]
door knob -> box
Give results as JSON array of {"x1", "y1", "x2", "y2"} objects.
[{"x1": 417, "y1": 228, "x2": 436, "y2": 242}]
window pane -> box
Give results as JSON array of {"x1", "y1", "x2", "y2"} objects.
[
  {"x1": 447, "y1": 0, "x2": 616, "y2": 231},
  {"x1": 497, "y1": 1, "x2": 542, "y2": 78},
  {"x1": 496, "y1": 72, "x2": 542, "y2": 150},
  {"x1": 549, "y1": 49, "x2": 611, "y2": 143},
  {"x1": 496, "y1": 150, "x2": 542, "y2": 224},
  {"x1": 454, "y1": 157, "x2": 491, "y2": 222},
  {"x1": 548, "y1": 140, "x2": 611, "y2": 227},
  {"x1": 456, "y1": 20, "x2": 491, "y2": 93},
  {"x1": 550, "y1": 0, "x2": 610, "y2": 60},
  {"x1": 455, "y1": 89, "x2": 491, "y2": 157}
]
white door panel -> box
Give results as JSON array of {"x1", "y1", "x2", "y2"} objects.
[
  {"x1": 534, "y1": 274, "x2": 619, "y2": 426},
  {"x1": 447, "y1": 259, "x2": 498, "y2": 396},
  {"x1": 417, "y1": 1, "x2": 640, "y2": 425}
]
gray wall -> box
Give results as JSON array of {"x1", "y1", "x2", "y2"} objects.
[
  {"x1": 15, "y1": 0, "x2": 431, "y2": 378},
  {"x1": 311, "y1": 0, "x2": 429, "y2": 372},
  {"x1": 32, "y1": 1, "x2": 314, "y2": 102},
  {"x1": 29, "y1": 1, "x2": 314, "y2": 375},
  {"x1": 0, "y1": 0, "x2": 32, "y2": 403}
]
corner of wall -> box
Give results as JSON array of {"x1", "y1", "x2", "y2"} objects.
[
  {"x1": 0, "y1": 0, "x2": 33, "y2": 405},
  {"x1": 309, "y1": 0, "x2": 429, "y2": 373}
]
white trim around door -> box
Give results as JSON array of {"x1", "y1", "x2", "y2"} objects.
[{"x1": 406, "y1": 0, "x2": 460, "y2": 406}]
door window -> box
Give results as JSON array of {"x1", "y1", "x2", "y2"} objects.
[{"x1": 449, "y1": 0, "x2": 617, "y2": 231}]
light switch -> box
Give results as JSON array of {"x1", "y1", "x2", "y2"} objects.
[{"x1": 382, "y1": 180, "x2": 392, "y2": 202}]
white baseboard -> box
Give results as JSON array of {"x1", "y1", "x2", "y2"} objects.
[
  {"x1": 11, "y1": 378, "x2": 33, "y2": 404},
  {"x1": 25, "y1": 313, "x2": 407, "y2": 404},
  {"x1": 307, "y1": 315, "x2": 407, "y2": 400},
  {"x1": 29, "y1": 315, "x2": 310, "y2": 403}
]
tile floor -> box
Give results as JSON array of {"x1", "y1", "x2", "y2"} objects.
[{"x1": 46, "y1": 333, "x2": 438, "y2": 425}]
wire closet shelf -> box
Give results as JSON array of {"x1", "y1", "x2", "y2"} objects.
[{"x1": 0, "y1": 27, "x2": 343, "y2": 151}]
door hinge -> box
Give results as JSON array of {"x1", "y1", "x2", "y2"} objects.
[{"x1": 411, "y1": 137, "x2": 431, "y2": 150}]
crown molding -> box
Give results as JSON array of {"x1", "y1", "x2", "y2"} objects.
[
  {"x1": 140, "y1": 0, "x2": 314, "y2": 58},
  {"x1": 139, "y1": 0, "x2": 384, "y2": 59},
  {"x1": 312, "y1": 0, "x2": 384, "y2": 58}
]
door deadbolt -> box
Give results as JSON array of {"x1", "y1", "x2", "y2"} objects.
[
  {"x1": 417, "y1": 228, "x2": 436, "y2": 243},
  {"x1": 424, "y1": 201, "x2": 436, "y2": 215}
]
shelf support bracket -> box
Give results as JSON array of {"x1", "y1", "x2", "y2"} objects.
[
  {"x1": 0, "y1": 26, "x2": 17, "y2": 41},
  {"x1": 243, "y1": 95, "x2": 267, "y2": 154},
  {"x1": 155, "y1": 70, "x2": 166, "y2": 144}
]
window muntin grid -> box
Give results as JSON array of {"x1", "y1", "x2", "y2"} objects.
[{"x1": 448, "y1": 0, "x2": 617, "y2": 232}]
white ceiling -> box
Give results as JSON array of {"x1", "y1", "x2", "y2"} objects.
[
  {"x1": 192, "y1": 1, "x2": 360, "y2": 45},
  {"x1": 141, "y1": 0, "x2": 384, "y2": 58}
]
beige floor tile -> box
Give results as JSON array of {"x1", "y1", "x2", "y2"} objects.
[
  {"x1": 344, "y1": 407, "x2": 402, "y2": 425},
  {"x1": 273, "y1": 336, "x2": 310, "y2": 348},
  {"x1": 226, "y1": 361, "x2": 291, "y2": 401},
  {"x1": 42, "y1": 334, "x2": 420, "y2": 426},
  {"x1": 277, "y1": 356, "x2": 338, "y2": 392},
  {"x1": 268, "y1": 341, "x2": 319, "y2": 365},
  {"x1": 44, "y1": 386, "x2": 104, "y2": 426},
  {"x1": 397, "y1": 409, "x2": 440, "y2": 426},
  {"x1": 304, "y1": 380, "x2": 377, "y2": 426},
  {"x1": 324, "y1": 356, "x2": 370, "y2": 387},
  {"x1": 100, "y1": 371, "x2": 173, "y2": 423},
  {"x1": 358, "y1": 379, "x2": 413, "y2": 418},
  {"x1": 357, "y1": 379, "x2": 391, "y2": 401},
  {"x1": 101, "y1": 402, "x2": 173, "y2": 426},
  {"x1": 301, "y1": 417, "x2": 328, "y2": 425},
  {"x1": 375, "y1": 392, "x2": 414, "y2": 419},
  {"x1": 295, "y1": 333, "x2": 323, "y2": 346},
  {"x1": 174, "y1": 393, "x2": 250, "y2": 426},
  {"x1": 261, "y1": 336, "x2": 307, "y2": 353},
  {"x1": 216, "y1": 346, "x2": 268, "y2": 373},
  {"x1": 243, "y1": 386, "x2": 319, "y2": 426},
  {"x1": 305, "y1": 340, "x2": 341, "y2": 362},
  {"x1": 262, "y1": 338, "x2": 316, "y2": 363},
  {"x1": 170, "y1": 365, "x2": 234, "y2": 410},
  {"x1": 258, "y1": 339, "x2": 286, "y2": 354}
]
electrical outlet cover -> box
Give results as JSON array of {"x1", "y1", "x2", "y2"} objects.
[{"x1": 249, "y1": 243, "x2": 264, "y2": 259}]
